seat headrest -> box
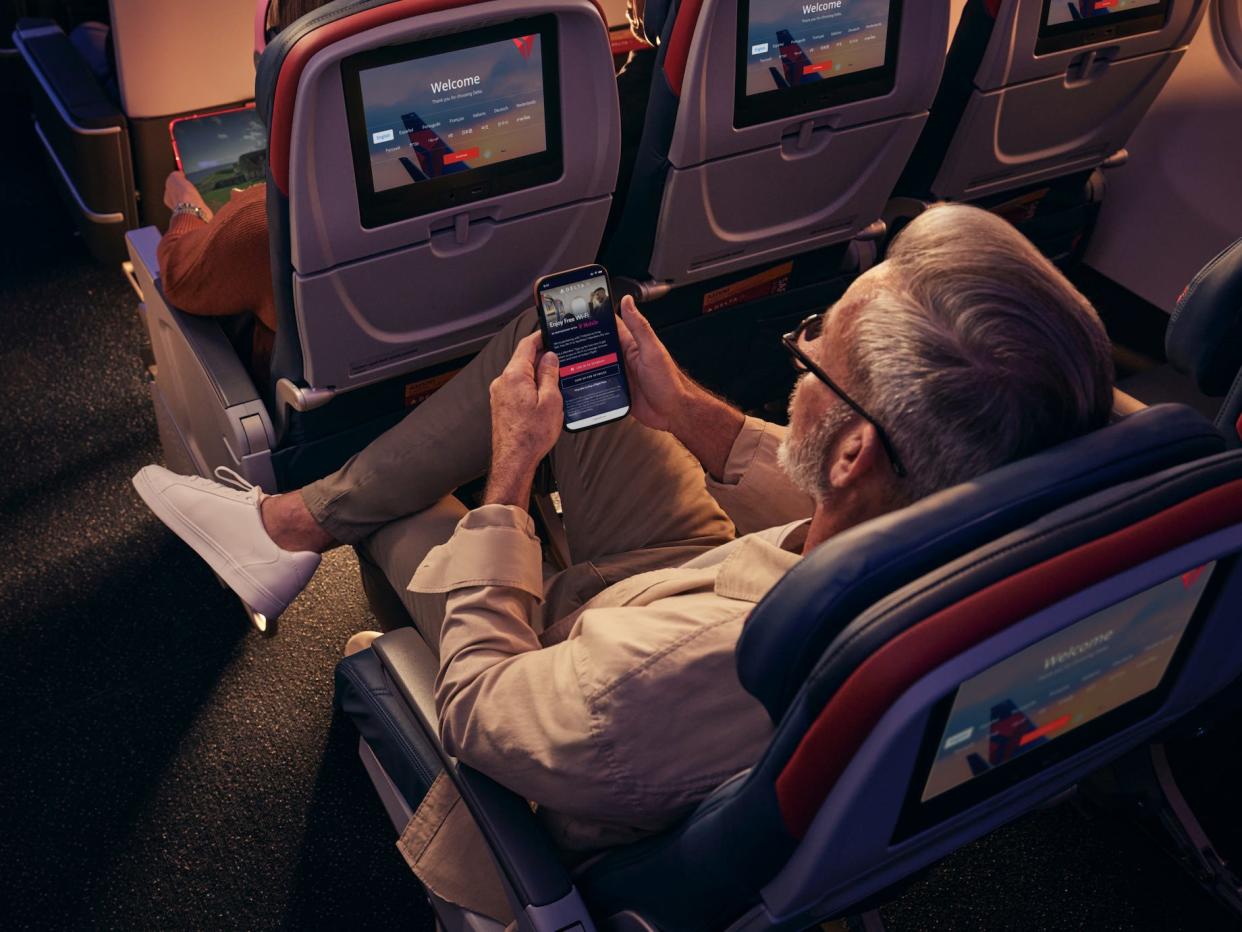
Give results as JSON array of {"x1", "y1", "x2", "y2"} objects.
[
  {"x1": 1166, "y1": 237, "x2": 1242, "y2": 397},
  {"x1": 737, "y1": 404, "x2": 1224, "y2": 721},
  {"x1": 640, "y1": 0, "x2": 675, "y2": 39}
]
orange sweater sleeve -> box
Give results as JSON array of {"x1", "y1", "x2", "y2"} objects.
[{"x1": 156, "y1": 185, "x2": 277, "y2": 333}]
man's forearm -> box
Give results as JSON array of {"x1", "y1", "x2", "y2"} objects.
[
  {"x1": 667, "y1": 382, "x2": 745, "y2": 481},
  {"x1": 483, "y1": 456, "x2": 537, "y2": 509}
]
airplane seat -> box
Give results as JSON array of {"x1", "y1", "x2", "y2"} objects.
[
  {"x1": 1164, "y1": 237, "x2": 1242, "y2": 448},
  {"x1": 12, "y1": 1, "x2": 261, "y2": 262},
  {"x1": 126, "y1": 0, "x2": 621, "y2": 498},
  {"x1": 591, "y1": 0, "x2": 948, "y2": 412},
  {"x1": 600, "y1": 0, "x2": 949, "y2": 293},
  {"x1": 12, "y1": 15, "x2": 137, "y2": 263},
  {"x1": 894, "y1": 0, "x2": 1209, "y2": 262},
  {"x1": 336, "y1": 403, "x2": 1242, "y2": 930}
]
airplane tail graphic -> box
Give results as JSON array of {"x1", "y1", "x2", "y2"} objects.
[
  {"x1": 988, "y1": 699, "x2": 1045, "y2": 766},
  {"x1": 774, "y1": 28, "x2": 823, "y2": 88},
  {"x1": 400, "y1": 110, "x2": 470, "y2": 179}
]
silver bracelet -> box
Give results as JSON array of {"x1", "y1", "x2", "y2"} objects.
[{"x1": 171, "y1": 202, "x2": 207, "y2": 222}]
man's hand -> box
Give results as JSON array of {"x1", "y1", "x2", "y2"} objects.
[
  {"x1": 616, "y1": 295, "x2": 692, "y2": 433},
  {"x1": 485, "y1": 332, "x2": 563, "y2": 507},
  {"x1": 163, "y1": 171, "x2": 213, "y2": 221},
  {"x1": 617, "y1": 296, "x2": 744, "y2": 479}
]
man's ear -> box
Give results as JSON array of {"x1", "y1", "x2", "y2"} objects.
[{"x1": 827, "y1": 420, "x2": 882, "y2": 490}]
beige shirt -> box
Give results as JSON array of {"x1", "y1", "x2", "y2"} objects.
[{"x1": 400, "y1": 417, "x2": 813, "y2": 918}]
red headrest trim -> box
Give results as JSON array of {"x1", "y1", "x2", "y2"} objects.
[
  {"x1": 661, "y1": 0, "x2": 705, "y2": 97},
  {"x1": 774, "y1": 477, "x2": 1242, "y2": 839},
  {"x1": 1236, "y1": 413, "x2": 1241, "y2": 443},
  {"x1": 268, "y1": 0, "x2": 606, "y2": 195}
]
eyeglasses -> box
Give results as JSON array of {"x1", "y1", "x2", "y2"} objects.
[{"x1": 781, "y1": 313, "x2": 907, "y2": 477}]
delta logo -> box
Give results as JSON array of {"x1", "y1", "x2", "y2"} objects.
[
  {"x1": 512, "y1": 35, "x2": 535, "y2": 59},
  {"x1": 1181, "y1": 565, "x2": 1206, "y2": 589}
]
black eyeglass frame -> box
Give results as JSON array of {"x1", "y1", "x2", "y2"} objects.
[{"x1": 781, "y1": 313, "x2": 907, "y2": 478}]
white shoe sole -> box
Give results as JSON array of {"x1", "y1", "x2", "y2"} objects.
[{"x1": 133, "y1": 468, "x2": 290, "y2": 619}]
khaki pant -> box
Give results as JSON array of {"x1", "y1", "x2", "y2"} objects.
[{"x1": 302, "y1": 308, "x2": 737, "y2": 645}]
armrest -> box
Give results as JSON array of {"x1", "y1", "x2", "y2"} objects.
[
  {"x1": 373, "y1": 629, "x2": 596, "y2": 931},
  {"x1": 372, "y1": 627, "x2": 439, "y2": 729},
  {"x1": 127, "y1": 227, "x2": 265, "y2": 410},
  {"x1": 126, "y1": 225, "x2": 162, "y2": 292}
]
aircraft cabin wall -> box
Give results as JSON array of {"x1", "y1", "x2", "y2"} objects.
[
  {"x1": 109, "y1": 0, "x2": 256, "y2": 117},
  {"x1": 1086, "y1": 0, "x2": 1242, "y2": 313},
  {"x1": 949, "y1": 0, "x2": 968, "y2": 49}
]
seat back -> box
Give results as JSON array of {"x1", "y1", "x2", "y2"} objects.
[
  {"x1": 756, "y1": 452, "x2": 1242, "y2": 927},
  {"x1": 576, "y1": 405, "x2": 1239, "y2": 929},
  {"x1": 255, "y1": 0, "x2": 620, "y2": 400},
  {"x1": 1165, "y1": 237, "x2": 1242, "y2": 449},
  {"x1": 602, "y1": 0, "x2": 949, "y2": 287},
  {"x1": 902, "y1": 0, "x2": 1208, "y2": 203}
]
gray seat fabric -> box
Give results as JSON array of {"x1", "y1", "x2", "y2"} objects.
[{"x1": 911, "y1": 0, "x2": 1208, "y2": 203}]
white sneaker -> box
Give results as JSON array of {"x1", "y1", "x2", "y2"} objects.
[{"x1": 132, "y1": 464, "x2": 321, "y2": 620}]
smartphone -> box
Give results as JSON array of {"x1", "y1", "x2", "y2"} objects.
[{"x1": 534, "y1": 264, "x2": 632, "y2": 432}]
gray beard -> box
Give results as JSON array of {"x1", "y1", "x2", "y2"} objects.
[{"x1": 777, "y1": 400, "x2": 855, "y2": 503}]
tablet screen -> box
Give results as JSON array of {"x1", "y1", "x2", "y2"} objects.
[
  {"x1": 343, "y1": 17, "x2": 562, "y2": 228},
  {"x1": 734, "y1": 0, "x2": 900, "y2": 127},
  {"x1": 169, "y1": 106, "x2": 268, "y2": 213}
]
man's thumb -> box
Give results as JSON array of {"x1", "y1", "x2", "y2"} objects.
[
  {"x1": 620, "y1": 296, "x2": 654, "y2": 344},
  {"x1": 537, "y1": 352, "x2": 560, "y2": 394}
]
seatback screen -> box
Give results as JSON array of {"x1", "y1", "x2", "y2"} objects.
[
  {"x1": 742, "y1": 0, "x2": 892, "y2": 95},
  {"x1": 1036, "y1": 0, "x2": 1169, "y2": 52},
  {"x1": 343, "y1": 17, "x2": 562, "y2": 228},
  {"x1": 1044, "y1": 0, "x2": 1163, "y2": 27},
  {"x1": 358, "y1": 36, "x2": 549, "y2": 192},
  {"x1": 734, "y1": 0, "x2": 900, "y2": 127},
  {"x1": 921, "y1": 563, "x2": 1215, "y2": 803}
]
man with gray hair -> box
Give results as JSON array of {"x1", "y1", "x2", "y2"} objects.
[{"x1": 133, "y1": 203, "x2": 1113, "y2": 918}]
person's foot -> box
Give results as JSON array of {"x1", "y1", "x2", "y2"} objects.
[
  {"x1": 344, "y1": 630, "x2": 383, "y2": 657},
  {"x1": 132, "y1": 465, "x2": 321, "y2": 620}
]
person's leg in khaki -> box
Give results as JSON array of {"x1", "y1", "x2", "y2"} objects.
[
  {"x1": 357, "y1": 412, "x2": 738, "y2": 645},
  {"x1": 132, "y1": 300, "x2": 731, "y2": 623},
  {"x1": 549, "y1": 415, "x2": 735, "y2": 576},
  {"x1": 269, "y1": 308, "x2": 541, "y2": 551},
  {"x1": 132, "y1": 308, "x2": 540, "y2": 621},
  {"x1": 353, "y1": 495, "x2": 468, "y2": 644}
]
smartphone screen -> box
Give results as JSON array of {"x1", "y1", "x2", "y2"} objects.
[{"x1": 535, "y1": 265, "x2": 631, "y2": 432}]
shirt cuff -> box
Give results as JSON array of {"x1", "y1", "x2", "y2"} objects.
[
  {"x1": 709, "y1": 415, "x2": 783, "y2": 488},
  {"x1": 409, "y1": 504, "x2": 544, "y2": 601}
]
